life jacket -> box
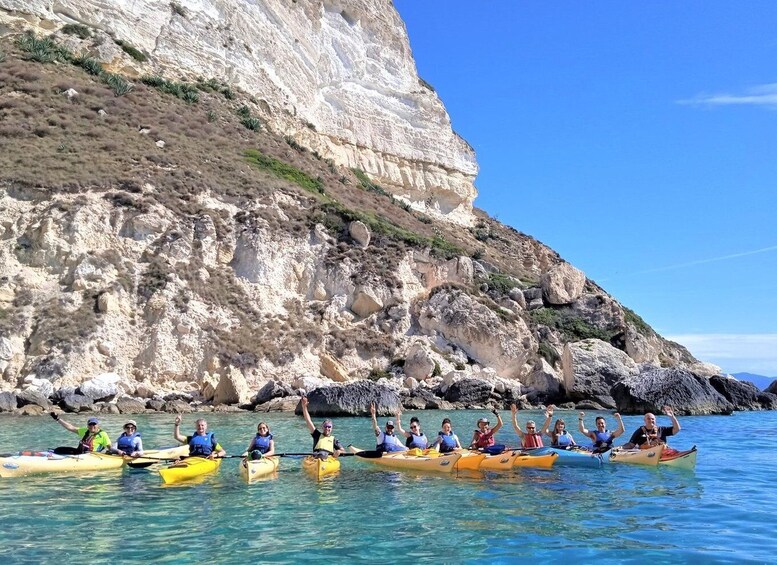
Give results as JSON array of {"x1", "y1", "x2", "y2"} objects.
[
  {"x1": 639, "y1": 426, "x2": 664, "y2": 449},
  {"x1": 251, "y1": 433, "x2": 273, "y2": 454},
  {"x1": 473, "y1": 430, "x2": 495, "y2": 449},
  {"x1": 78, "y1": 429, "x2": 109, "y2": 453},
  {"x1": 406, "y1": 432, "x2": 428, "y2": 449},
  {"x1": 552, "y1": 431, "x2": 573, "y2": 447},
  {"x1": 522, "y1": 432, "x2": 544, "y2": 448},
  {"x1": 314, "y1": 433, "x2": 335, "y2": 454},
  {"x1": 438, "y1": 431, "x2": 458, "y2": 453},
  {"x1": 116, "y1": 432, "x2": 141, "y2": 455},
  {"x1": 377, "y1": 431, "x2": 405, "y2": 453},
  {"x1": 592, "y1": 430, "x2": 613, "y2": 448},
  {"x1": 189, "y1": 432, "x2": 216, "y2": 456}
]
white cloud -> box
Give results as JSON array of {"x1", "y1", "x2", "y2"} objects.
[
  {"x1": 666, "y1": 333, "x2": 777, "y2": 376},
  {"x1": 678, "y1": 82, "x2": 777, "y2": 108}
]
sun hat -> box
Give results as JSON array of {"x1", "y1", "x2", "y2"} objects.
[{"x1": 87, "y1": 417, "x2": 99, "y2": 425}]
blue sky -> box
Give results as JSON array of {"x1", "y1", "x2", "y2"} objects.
[{"x1": 394, "y1": 1, "x2": 777, "y2": 376}]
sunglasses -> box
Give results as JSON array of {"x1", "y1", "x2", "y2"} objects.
[
  {"x1": 124, "y1": 425, "x2": 136, "y2": 430},
  {"x1": 410, "y1": 425, "x2": 418, "y2": 430},
  {"x1": 323, "y1": 425, "x2": 333, "y2": 429},
  {"x1": 526, "y1": 427, "x2": 535, "y2": 430}
]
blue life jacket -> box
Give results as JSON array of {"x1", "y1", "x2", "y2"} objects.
[
  {"x1": 406, "y1": 432, "x2": 428, "y2": 449},
  {"x1": 438, "y1": 431, "x2": 457, "y2": 453},
  {"x1": 592, "y1": 430, "x2": 613, "y2": 448},
  {"x1": 189, "y1": 432, "x2": 216, "y2": 456},
  {"x1": 553, "y1": 431, "x2": 573, "y2": 447},
  {"x1": 377, "y1": 431, "x2": 404, "y2": 453},
  {"x1": 116, "y1": 432, "x2": 141, "y2": 455},
  {"x1": 251, "y1": 433, "x2": 273, "y2": 454}
]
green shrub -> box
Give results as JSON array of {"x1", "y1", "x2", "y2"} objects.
[
  {"x1": 432, "y1": 361, "x2": 442, "y2": 377},
  {"x1": 487, "y1": 273, "x2": 520, "y2": 294},
  {"x1": 285, "y1": 136, "x2": 305, "y2": 152},
  {"x1": 624, "y1": 307, "x2": 655, "y2": 337},
  {"x1": 529, "y1": 307, "x2": 613, "y2": 342},
  {"x1": 538, "y1": 341, "x2": 561, "y2": 366},
  {"x1": 368, "y1": 368, "x2": 392, "y2": 381},
  {"x1": 73, "y1": 55, "x2": 103, "y2": 76},
  {"x1": 244, "y1": 149, "x2": 323, "y2": 194},
  {"x1": 141, "y1": 76, "x2": 199, "y2": 102},
  {"x1": 0, "y1": 51, "x2": 5, "y2": 63},
  {"x1": 140, "y1": 75, "x2": 165, "y2": 88},
  {"x1": 222, "y1": 87, "x2": 234, "y2": 100},
  {"x1": 472, "y1": 248, "x2": 485, "y2": 260},
  {"x1": 115, "y1": 40, "x2": 147, "y2": 62},
  {"x1": 102, "y1": 72, "x2": 133, "y2": 96},
  {"x1": 206, "y1": 110, "x2": 217, "y2": 122},
  {"x1": 16, "y1": 31, "x2": 72, "y2": 63},
  {"x1": 236, "y1": 105, "x2": 251, "y2": 118},
  {"x1": 454, "y1": 361, "x2": 466, "y2": 371},
  {"x1": 240, "y1": 116, "x2": 261, "y2": 131},
  {"x1": 61, "y1": 24, "x2": 91, "y2": 39}
]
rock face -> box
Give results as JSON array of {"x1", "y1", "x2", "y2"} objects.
[
  {"x1": 562, "y1": 339, "x2": 638, "y2": 408},
  {"x1": 612, "y1": 367, "x2": 733, "y2": 415},
  {"x1": 0, "y1": 0, "x2": 478, "y2": 225},
  {"x1": 709, "y1": 375, "x2": 776, "y2": 411},
  {"x1": 541, "y1": 263, "x2": 586, "y2": 305}
]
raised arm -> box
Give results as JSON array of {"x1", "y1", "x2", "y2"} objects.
[
  {"x1": 664, "y1": 406, "x2": 680, "y2": 435},
  {"x1": 511, "y1": 404, "x2": 525, "y2": 439},
  {"x1": 301, "y1": 397, "x2": 316, "y2": 433},
  {"x1": 611, "y1": 413, "x2": 625, "y2": 439},
  {"x1": 492, "y1": 410, "x2": 503, "y2": 435},
  {"x1": 540, "y1": 405, "x2": 554, "y2": 436},
  {"x1": 173, "y1": 415, "x2": 187, "y2": 444},
  {"x1": 370, "y1": 402, "x2": 380, "y2": 436},
  {"x1": 50, "y1": 412, "x2": 78, "y2": 434},
  {"x1": 395, "y1": 410, "x2": 410, "y2": 439},
  {"x1": 578, "y1": 411, "x2": 590, "y2": 436}
]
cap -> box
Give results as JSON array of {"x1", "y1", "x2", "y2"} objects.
[
  {"x1": 386, "y1": 420, "x2": 395, "y2": 427},
  {"x1": 477, "y1": 417, "x2": 490, "y2": 425},
  {"x1": 124, "y1": 420, "x2": 137, "y2": 427},
  {"x1": 87, "y1": 417, "x2": 99, "y2": 425}
]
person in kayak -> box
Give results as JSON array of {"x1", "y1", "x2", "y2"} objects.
[
  {"x1": 429, "y1": 418, "x2": 462, "y2": 453},
  {"x1": 623, "y1": 406, "x2": 680, "y2": 449},
  {"x1": 578, "y1": 411, "x2": 625, "y2": 451},
  {"x1": 111, "y1": 420, "x2": 144, "y2": 458},
  {"x1": 540, "y1": 405, "x2": 576, "y2": 448},
  {"x1": 50, "y1": 413, "x2": 112, "y2": 454},
  {"x1": 510, "y1": 404, "x2": 550, "y2": 448},
  {"x1": 173, "y1": 416, "x2": 226, "y2": 459},
  {"x1": 245, "y1": 422, "x2": 275, "y2": 460},
  {"x1": 396, "y1": 412, "x2": 428, "y2": 449},
  {"x1": 469, "y1": 409, "x2": 503, "y2": 449},
  {"x1": 300, "y1": 396, "x2": 345, "y2": 460},
  {"x1": 370, "y1": 402, "x2": 408, "y2": 453}
]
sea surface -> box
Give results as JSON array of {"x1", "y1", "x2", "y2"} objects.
[{"x1": 1, "y1": 409, "x2": 775, "y2": 564}]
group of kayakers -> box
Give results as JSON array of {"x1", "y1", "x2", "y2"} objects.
[{"x1": 48, "y1": 402, "x2": 682, "y2": 460}]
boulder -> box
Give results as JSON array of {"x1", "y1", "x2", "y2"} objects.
[
  {"x1": 17, "y1": 404, "x2": 45, "y2": 416},
  {"x1": 612, "y1": 367, "x2": 733, "y2": 415},
  {"x1": 708, "y1": 375, "x2": 763, "y2": 410},
  {"x1": 80, "y1": 373, "x2": 122, "y2": 401},
  {"x1": 293, "y1": 375, "x2": 331, "y2": 394},
  {"x1": 146, "y1": 399, "x2": 165, "y2": 411},
  {"x1": 522, "y1": 359, "x2": 564, "y2": 400},
  {"x1": 444, "y1": 378, "x2": 493, "y2": 404},
  {"x1": 213, "y1": 367, "x2": 252, "y2": 405},
  {"x1": 541, "y1": 263, "x2": 586, "y2": 305},
  {"x1": 161, "y1": 399, "x2": 193, "y2": 413},
  {"x1": 0, "y1": 391, "x2": 18, "y2": 412},
  {"x1": 299, "y1": 381, "x2": 400, "y2": 416},
  {"x1": 320, "y1": 353, "x2": 350, "y2": 382},
  {"x1": 562, "y1": 339, "x2": 638, "y2": 408},
  {"x1": 60, "y1": 394, "x2": 94, "y2": 412},
  {"x1": 24, "y1": 377, "x2": 55, "y2": 398},
  {"x1": 115, "y1": 396, "x2": 147, "y2": 414},
  {"x1": 348, "y1": 221, "x2": 371, "y2": 248},
  {"x1": 253, "y1": 380, "x2": 290, "y2": 406},
  {"x1": 351, "y1": 286, "x2": 383, "y2": 318},
  {"x1": 766, "y1": 380, "x2": 777, "y2": 395},
  {"x1": 255, "y1": 396, "x2": 302, "y2": 412},
  {"x1": 17, "y1": 389, "x2": 51, "y2": 409},
  {"x1": 403, "y1": 345, "x2": 436, "y2": 381}
]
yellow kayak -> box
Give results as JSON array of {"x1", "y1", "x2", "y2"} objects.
[
  {"x1": 239, "y1": 456, "x2": 280, "y2": 482},
  {"x1": 302, "y1": 455, "x2": 340, "y2": 479},
  {"x1": 0, "y1": 451, "x2": 125, "y2": 478},
  {"x1": 513, "y1": 452, "x2": 558, "y2": 469},
  {"x1": 159, "y1": 456, "x2": 221, "y2": 484},
  {"x1": 609, "y1": 444, "x2": 664, "y2": 466},
  {"x1": 350, "y1": 447, "x2": 461, "y2": 473},
  {"x1": 127, "y1": 445, "x2": 190, "y2": 466},
  {"x1": 479, "y1": 450, "x2": 521, "y2": 471},
  {"x1": 453, "y1": 450, "x2": 487, "y2": 471}
]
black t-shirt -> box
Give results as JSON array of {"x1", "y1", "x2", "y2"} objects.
[
  {"x1": 311, "y1": 429, "x2": 344, "y2": 452},
  {"x1": 628, "y1": 425, "x2": 674, "y2": 447}
]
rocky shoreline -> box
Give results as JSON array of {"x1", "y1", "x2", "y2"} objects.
[{"x1": 3, "y1": 367, "x2": 776, "y2": 418}]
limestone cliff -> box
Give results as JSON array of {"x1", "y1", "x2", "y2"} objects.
[{"x1": 0, "y1": 0, "x2": 478, "y2": 224}]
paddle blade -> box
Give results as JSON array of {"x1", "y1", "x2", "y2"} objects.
[
  {"x1": 481, "y1": 445, "x2": 506, "y2": 455},
  {"x1": 354, "y1": 450, "x2": 383, "y2": 459}
]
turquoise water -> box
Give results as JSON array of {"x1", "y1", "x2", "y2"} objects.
[{"x1": 1, "y1": 409, "x2": 775, "y2": 563}]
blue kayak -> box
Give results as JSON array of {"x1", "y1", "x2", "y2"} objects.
[{"x1": 523, "y1": 446, "x2": 608, "y2": 467}]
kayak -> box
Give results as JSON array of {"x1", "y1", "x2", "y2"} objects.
[
  {"x1": 159, "y1": 456, "x2": 221, "y2": 484},
  {"x1": 479, "y1": 450, "x2": 521, "y2": 471},
  {"x1": 608, "y1": 444, "x2": 664, "y2": 466},
  {"x1": 532, "y1": 446, "x2": 608, "y2": 467},
  {"x1": 350, "y1": 447, "x2": 461, "y2": 473},
  {"x1": 0, "y1": 451, "x2": 124, "y2": 478},
  {"x1": 453, "y1": 450, "x2": 487, "y2": 471},
  {"x1": 239, "y1": 456, "x2": 280, "y2": 482},
  {"x1": 302, "y1": 455, "x2": 340, "y2": 479},
  {"x1": 127, "y1": 445, "x2": 190, "y2": 467},
  {"x1": 513, "y1": 452, "x2": 558, "y2": 469},
  {"x1": 659, "y1": 445, "x2": 697, "y2": 470}
]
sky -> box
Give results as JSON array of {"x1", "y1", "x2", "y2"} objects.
[{"x1": 394, "y1": 1, "x2": 777, "y2": 376}]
